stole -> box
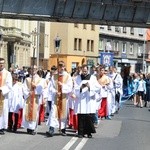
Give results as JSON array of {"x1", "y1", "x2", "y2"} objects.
[
  {"x1": 54, "y1": 74, "x2": 69, "y2": 119},
  {"x1": 25, "y1": 77, "x2": 41, "y2": 122}
]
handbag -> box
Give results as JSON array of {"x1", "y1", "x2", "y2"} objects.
[
  {"x1": 113, "y1": 74, "x2": 120, "y2": 103},
  {"x1": 115, "y1": 91, "x2": 120, "y2": 103}
]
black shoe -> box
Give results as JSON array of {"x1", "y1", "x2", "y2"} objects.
[
  {"x1": 144, "y1": 102, "x2": 147, "y2": 107},
  {"x1": 115, "y1": 111, "x2": 119, "y2": 114},
  {"x1": 106, "y1": 116, "x2": 112, "y2": 120},
  {"x1": 78, "y1": 135, "x2": 83, "y2": 138},
  {"x1": 27, "y1": 128, "x2": 34, "y2": 134},
  {"x1": 61, "y1": 129, "x2": 66, "y2": 136},
  {"x1": 68, "y1": 125, "x2": 73, "y2": 129},
  {"x1": 87, "y1": 133, "x2": 92, "y2": 138},
  {"x1": 46, "y1": 126, "x2": 54, "y2": 137},
  {"x1": 31, "y1": 131, "x2": 36, "y2": 135},
  {"x1": 7, "y1": 127, "x2": 12, "y2": 132},
  {"x1": 110, "y1": 113, "x2": 114, "y2": 116},
  {"x1": 0, "y1": 129, "x2": 5, "y2": 135},
  {"x1": 13, "y1": 128, "x2": 17, "y2": 133},
  {"x1": 27, "y1": 128, "x2": 31, "y2": 134},
  {"x1": 46, "y1": 131, "x2": 53, "y2": 137}
]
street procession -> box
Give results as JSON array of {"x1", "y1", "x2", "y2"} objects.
[
  {"x1": 1, "y1": 1, "x2": 150, "y2": 150},
  {"x1": 0, "y1": 57, "x2": 124, "y2": 138},
  {"x1": 1, "y1": 56, "x2": 150, "y2": 139}
]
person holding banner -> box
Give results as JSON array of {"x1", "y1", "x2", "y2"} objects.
[
  {"x1": 22, "y1": 66, "x2": 47, "y2": 135},
  {"x1": 0, "y1": 58, "x2": 12, "y2": 135}
]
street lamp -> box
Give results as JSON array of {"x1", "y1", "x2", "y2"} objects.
[
  {"x1": 143, "y1": 30, "x2": 146, "y2": 74},
  {"x1": 31, "y1": 28, "x2": 37, "y2": 66},
  {"x1": 0, "y1": 30, "x2": 3, "y2": 57},
  {"x1": 55, "y1": 35, "x2": 61, "y2": 54},
  {"x1": 54, "y1": 35, "x2": 61, "y2": 68}
]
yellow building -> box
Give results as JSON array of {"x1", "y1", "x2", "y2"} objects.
[{"x1": 48, "y1": 23, "x2": 99, "y2": 73}]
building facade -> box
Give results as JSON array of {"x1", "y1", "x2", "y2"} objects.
[
  {"x1": 0, "y1": 19, "x2": 50, "y2": 70},
  {"x1": 48, "y1": 23, "x2": 99, "y2": 73},
  {"x1": 99, "y1": 26, "x2": 147, "y2": 73}
]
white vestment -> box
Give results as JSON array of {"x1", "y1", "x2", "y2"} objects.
[
  {"x1": 22, "y1": 74, "x2": 47, "y2": 130},
  {"x1": 0, "y1": 68, "x2": 12, "y2": 129},
  {"x1": 46, "y1": 71, "x2": 73, "y2": 129},
  {"x1": 109, "y1": 72, "x2": 123, "y2": 113},
  {"x1": 9, "y1": 82, "x2": 24, "y2": 113},
  {"x1": 74, "y1": 75, "x2": 101, "y2": 114}
]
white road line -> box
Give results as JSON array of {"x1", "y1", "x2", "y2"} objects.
[
  {"x1": 62, "y1": 137, "x2": 78, "y2": 150},
  {"x1": 74, "y1": 138, "x2": 88, "y2": 150}
]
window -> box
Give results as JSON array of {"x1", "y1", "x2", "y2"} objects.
[
  {"x1": 83, "y1": 24, "x2": 87, "y2": 29},
  {"x1": 100, "y1": 26, "x2": 105, "y2": 30},
  {"x1": 91, "y1": 40, "x2": 94, "y2": 52},
  {"x1": 122, "y1": 43, "x2": 126, "y2": 53},
  {"x1": 105, "y1": 41, "x2": 112, "y2": 52},
  {"x1": 130, "y1": 43, "x2": 134, "y2": 54},
  {"x1": 74, "y1": 23, "x2": 78, "y2": 28},
  {"x1": 87, "y1": 40, "x2": 90, "y2": 51},
  {"x1": 91, "y1": 25, "x2": 95, "y2": 30},
  {"x1": 138, "y1": 28, "x2": 143, "y2": 36},
  {"x1": 44, "y1": 34, "x2": 48, "y2": 47},
  {"x1": 107, "y1": 26, "x2": 111, "y2": 30},
  {"x1": 79, "y1": 39, "x2": 82, "y2": 51},
  {"x1": 123, "y1": 27, "x2": 127, "y2": 33},
  {"x1": 138, "y1": 45, "x2": 143, "y2": 56},
  {"x1": 114, "y1": 41, "x2": 119, "y2": 51},
  {"x1": 115, "y1": 26, "x2": 121, "y2": 32},
  {"x1": 130, "y1": 27, "x2": 134, "y2": 35},
  {"x1": 74, "y1": 38, "x2": 77, "y2": 50},
  {"x1": 99, "y1": 39, "x2": 103, "y2": 50}
]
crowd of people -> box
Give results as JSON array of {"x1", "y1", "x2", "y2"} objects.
[
  {"x1": 0, "y1": 57, "x2": 125, "y2": 138},
  {"x1": 127, "y1": 72, "x2": 150, "y2": 108}
]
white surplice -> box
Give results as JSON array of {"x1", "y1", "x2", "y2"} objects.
[
  {"x1": 46, "y1": 71, "x2": 73, "y2": 129},
  {"x1": 22, "y1": 74, "x2": 47, "y2": 130},
  {"x1": 9, "y1": 82, "x2": 24, "y2": 113},
  {"x1": 0, "y1": 68, "x2": 12, "y2": 129},
  {"x1": 74, "y1": 75, "x2": 101, "y2": 114}
]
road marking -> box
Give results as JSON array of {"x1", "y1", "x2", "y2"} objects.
[
  {"x1": 74, "y1": 138, "x2": 88, "y2": 150},
  {"x1": 62, "y1": 137, "x2": 78, "y2": 150}
]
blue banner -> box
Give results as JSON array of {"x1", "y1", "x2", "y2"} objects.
[{"x1": 100, "y1": 52, "x2": 114, "y2": 67}]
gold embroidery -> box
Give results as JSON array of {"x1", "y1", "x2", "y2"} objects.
[
  {"x1": 25, "y1": 76, "x2": 41, "y2": 121},
  {"x1": 54, "y1": 73, "x2": 69, "y2": 119}
]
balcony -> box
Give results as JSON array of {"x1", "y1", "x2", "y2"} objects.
[{"x1": 99, "y1": 49, "x2": 119, "y2": 56}]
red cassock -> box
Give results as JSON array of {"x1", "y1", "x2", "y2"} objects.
[
  {"x1": 38, "y1": 104, "x2": 45, "y2": 125},
  {"x1": 98, "y1": 98, "x2": 107, "y2": 118},
  {"x1": 68, "y1": 108, "x2": 78, "y2": 130},
  {"x1": 17, "y1": 108, "x2": 23, "y2": 128}
]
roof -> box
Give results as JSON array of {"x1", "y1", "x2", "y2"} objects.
[{"x1": 0, "y1": 0, "x2": 150, "y2": 27}]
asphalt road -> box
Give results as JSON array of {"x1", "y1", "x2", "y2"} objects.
[{"x1": 0, "y1": 100, "x2": 150, "y2": 150}]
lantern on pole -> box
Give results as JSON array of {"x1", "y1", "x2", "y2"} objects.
[{"x1": 55, "y1": 35, "x2": 61, "y2": 54}]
